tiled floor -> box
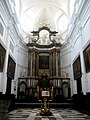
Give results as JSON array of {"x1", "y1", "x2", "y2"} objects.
[{"x1": 9, "y1": 108, "x2": 90, "y2": 120}]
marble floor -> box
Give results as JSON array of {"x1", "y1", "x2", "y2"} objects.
[{"x1": 9, "y1": 108, "x2": 90, "y2": 120}]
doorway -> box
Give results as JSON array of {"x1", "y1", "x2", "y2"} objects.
[
  {"x1": 6, "y1": 75, "x2": 12, "y2": 94},
  {"x1": 76, "y1": 77, "x2": 82, "y2": 94}
]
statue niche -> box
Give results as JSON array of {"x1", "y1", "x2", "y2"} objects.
[{"x1": 39, "y1": 72, "x2": 49, "y2": 89}]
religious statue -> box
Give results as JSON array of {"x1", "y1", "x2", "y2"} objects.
[{"x1": 40, "y1": 71, "x2": 48, "y2": 89}]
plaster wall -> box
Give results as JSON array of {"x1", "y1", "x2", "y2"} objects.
[
  {"x1": 60, "y1": 44, "x2": 71, "y2": 78},
  {"x1": 68, "y1": 0, "x2": 90, "y2": 95},
  {"x1": 0, "y1": 0, "x2": 28, "y2": 95}
]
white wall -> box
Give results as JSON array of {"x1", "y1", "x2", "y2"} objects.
[
  {"x1": 16, "y1": 43, "x2": 28, "y2": 78},
  {"x1": 67, "y1": 0, "x2": 90, "y2": 96},
  {"x1": 0, "y1": 0, "x2": 28, "y2": 96},
  {"x1": 60, "y1": 42, "x2": 73, "y2": 96},
  {"x1": 82, "y1": 9, "x2": 90, "y2": 92}
]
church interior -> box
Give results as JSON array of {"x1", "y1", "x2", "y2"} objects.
[{"x1": 0, "y1": 0, "x2": 90, "y2": 119}]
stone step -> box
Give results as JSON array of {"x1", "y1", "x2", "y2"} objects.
[{"x1": 15, "y1": 102, "x2": 74, "y2": 109}]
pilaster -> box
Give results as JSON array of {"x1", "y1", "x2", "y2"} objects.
[{"x1": 2, "y1": 24, "x2": 11, "y2": 93}]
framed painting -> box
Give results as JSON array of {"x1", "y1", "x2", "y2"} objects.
[
  {"x1": 83, "y1": 44, "x2": 90, "y2": 73},
  {"x1": 0, "y1": 44, "x2": 6, "y2": 72},
  {"x1": 73, "y1": 56, "x2": 82, "y2": 80},
  {"x1": 39, "y1": 56, "x2": 49, "y2": 69},
  {"x1": 7, "y1": 55, "x2": 16, "y2": 78}
]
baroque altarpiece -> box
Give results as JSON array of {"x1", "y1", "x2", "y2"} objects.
[{"x1": 18, "y1": 27, "x2": 70, "y2": 102}]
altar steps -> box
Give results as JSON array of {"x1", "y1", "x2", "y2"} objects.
[{"x1": 14, "y1": 101, "x2": 74, "y2": 109}]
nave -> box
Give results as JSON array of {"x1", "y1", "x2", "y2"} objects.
[
  {"x1": 9, "y1": 108, "x2": 90, "y2": 120},
  {"x1": 0, "y1": 0, "x2": 90, "y2": 120}
]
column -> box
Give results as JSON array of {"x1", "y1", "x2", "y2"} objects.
[
  {"x1": 2, "y1": 24, "x2": 10, "y2": 93},
  {"x1": 52, "y1": 50, "x2": 54, "y2": 77},
  {"x1": 80, "y1": 27, "x2": 87, "y2": 94},
  {"x1": 57, "y1": 49, "x2": 61, "y2": 77},
  {"x1": 56, "y1": 49, "x2": 58, "y2": 77},
  {"x1": 57, "y1": 49, "x2": 61, "y2": 87},
  {"x1": 32, "y1": 49, "x2": 35, "y2": 77},
  {"x1": 28, "y1": 49, "x2": 31, "y2": 76},
  {"x1": 49, "y1": 50, "x2": 53, "y2": 77},
  {"x1": 35, "y1": 51, "x2": 38, "y2": 77},
  {"x1": 30, "y1": 51, "x2": 33, "y2": 76},
  {"x1": 53, "y1": 48, "x2": 56, "y2": 77},
  {"x1": 52, "y1": 48, "x2": 56, "y2": 87}
]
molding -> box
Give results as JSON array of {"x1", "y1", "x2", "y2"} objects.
[
  {"x1": 78, "y1": 0, "x2": 90, "y2": 22},
  {"x1": 68, "y1": 0, "x2": 90, "y2": 40},
  {"x1": 73, "y1": 34, "x2": 81, "y2": 46},
  {"x1": 9, "y1": 34, "x2": 16, "y2": 45},
  {"x1": 27, "y1": 42, "x2": 61, "y2": 48},
  {"x1": 60, "y1": 64, "x2": 71, "y2": 69},
  {"x1": 17, "y1": 49, "x2": 28, "y2": 56},
  {"x1": 28, "y1": 46, "x2": 59, "y2": 51},
  {"x1": 72, "y1": 52, "x2": 80, "y2": 63},
  {"x1": 0, "y1": 15, "x2": 6, "y2": 27},
  {"x1": 0, "y1": 3, "x2": 9, "y2": 26},
  {"x1": 60, "y1": 42, "x2": 70, "y2": 51},
  {"x1": 1, "y1": 0, "x2": 20, "y2": 41},
  {"x1": 9, "y1": 52, "x2": 16, "y2": 63},
  {"x1": 18, "y1": 42, "x2": 28, "y2": 51},
  {"x1": 82, "y1": 16, "x2": 90, "y2": 29},
  {"x1": 82, "y1": 40, "x2": 90, "y2": 51},
  {"x1": 60, "y1": 50, "x2": 71, "y2": 58},
  {"x1": 17, "y1": 63, "x2": 28, "y2": 69},
  {"x1": 77, "y1": 0, "x2": 86, "y2": 17},
  {"x1": 1, "y1": 0, "x2": 11, "y2": 18},
  {"x1": 0, "y1": 39, "x2": 7, "y2": 51},
  {"x1": 5, "y1": 0, "x2": 13, "y2": 17}
]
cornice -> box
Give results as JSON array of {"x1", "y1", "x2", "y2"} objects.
[
  {"x1": 2, "y1": 0, "x2": 19, "y2": 33},
  {"x1": 3, "y1": 0, "x2": 12, "y2": 17},
  {"x1": 77, "y1": 0, "x2": 90, "y2": 19},
  {"x1": 27, "y1": 42, "x2": 61, "y2": 48},
  {"x1": 68, "y1": 0, "x2": 90, "y2": 39}
]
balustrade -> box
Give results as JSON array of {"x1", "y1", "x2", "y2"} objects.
[{"x1": 18, "y1": 77, "x2": 70, "y2": 101}]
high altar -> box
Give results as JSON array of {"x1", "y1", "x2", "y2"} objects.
[{"x1": 17, "y1": 27, "x2": 70, "y2": 111}]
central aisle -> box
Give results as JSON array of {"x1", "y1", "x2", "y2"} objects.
[{"x1": 9, "y1": 108, "x2": 90, "y2": 120}]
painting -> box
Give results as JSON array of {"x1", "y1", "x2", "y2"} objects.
[
  {"x1": 39, "y1": 56, "x2": 49, "y2": 69},
  {"x1": 73, "y1": 56, "x2": 82, "y2": 80},
  {"x1": 0, "y1": 44, "x2": 6, "y2": 72},
  {"x1": 83, "y1": 44, "x2": 90, "y2": 73},
  {"x1": 7, "y1": 55, "x2": 16, "y2": 78}
]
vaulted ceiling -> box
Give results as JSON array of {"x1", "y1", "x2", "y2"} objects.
[{"x1": 15, "y1": 0, "x2": 75, "y2": 40}]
